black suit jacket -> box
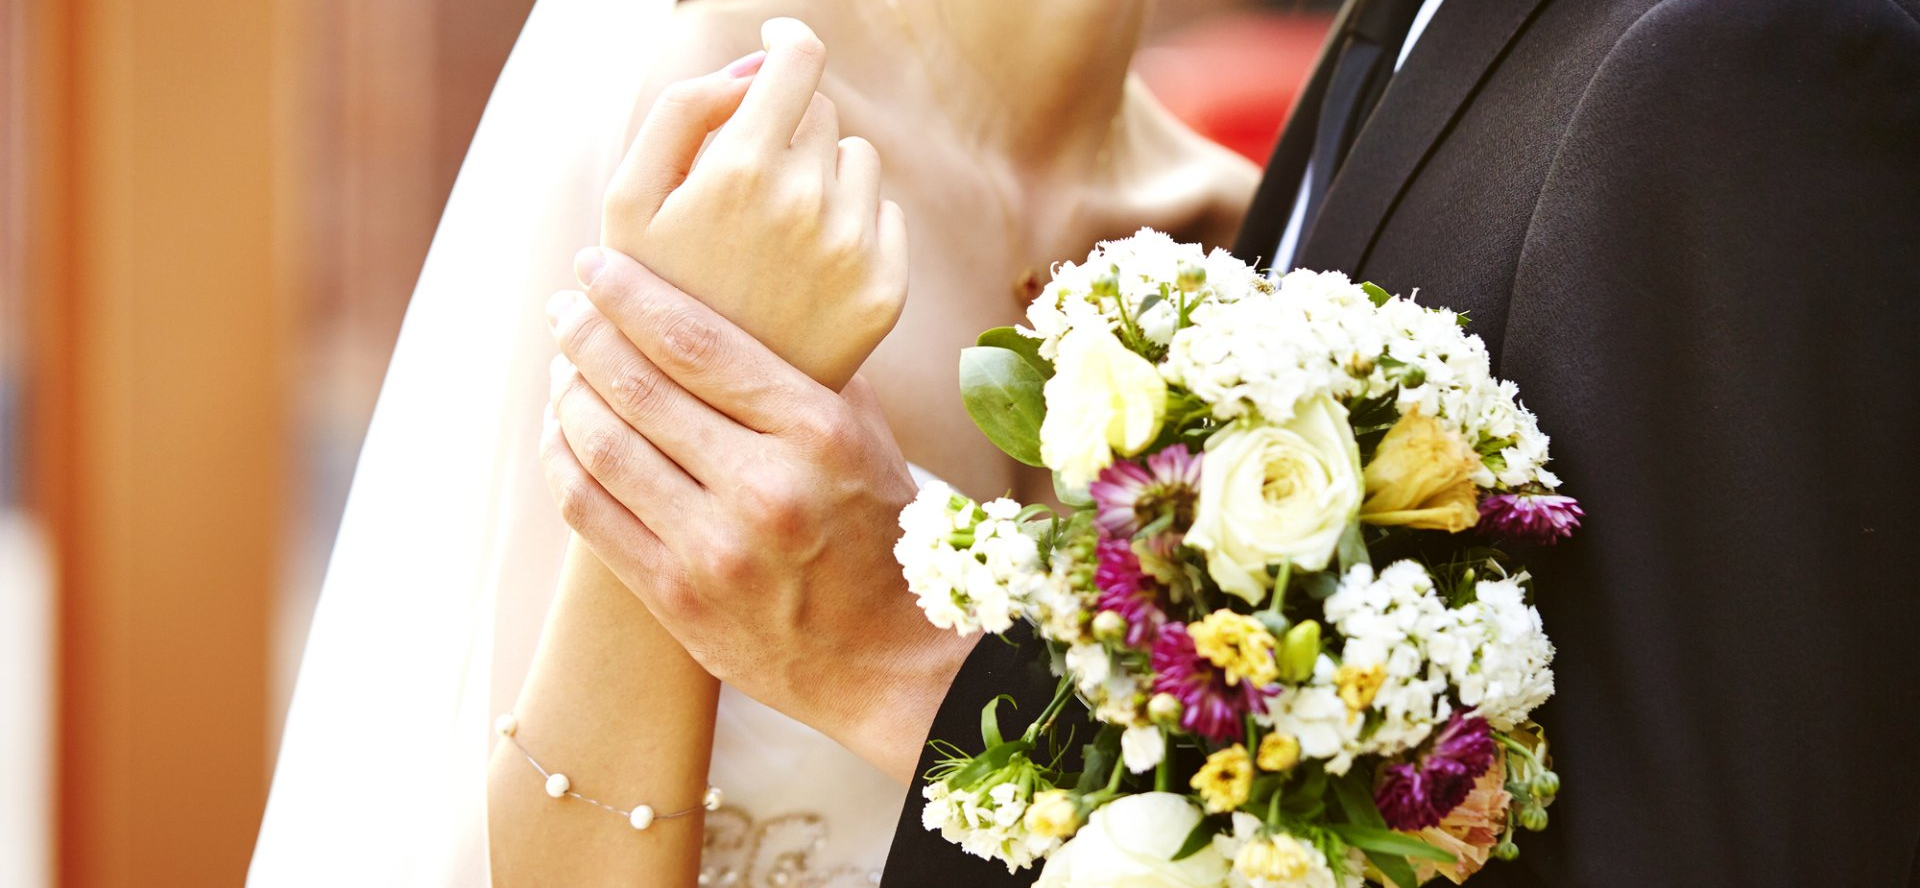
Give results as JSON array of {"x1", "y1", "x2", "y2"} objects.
[{"x1": 882, "y1": 1, "x2": 1920, "y2": 885}]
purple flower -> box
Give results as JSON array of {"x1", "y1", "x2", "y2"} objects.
[
  {"x1": 1150, "y1": 622, "x2": 1277, "y2": 743},
  {"x1": 1094, "y1": 538, "x2": 1167, "y2": 647},
  {"x1": 1089, "y1": 445, "x2": 1203, "y2": 539},
  {"x1": 1375, "y1": 713, "x2": 1498, "y2": 831},
  {"x1": 1479, "y1": 492, "x2": 1584, "y2": 545}
]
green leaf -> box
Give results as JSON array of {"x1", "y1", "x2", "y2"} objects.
[
  {"x1": 1302, "y1": 572, "x2": 1341, "y2": 600},
  {"x1": 1073, "y1": 725, "x2": 1124, "y2": 794},
  {"x1": 1370, "y1": 853, "x2": 1421, "y2": 888},
  {"x1": 944, "y1": 739, "x2": 1033, "y2": 789},
  {"x1": 1054, "y1": 470, "x2": 1094, "y2": 508},
  {"x1": 1330, "y1": 770, "x2": 1385, "y2": 827},
  {"x1": 1327, "y1": 824, "x2": 1458, "y2": 863},
  {"x1": 1330, "y1": 772, "x2": 1431, "y2": 888},
  {"x1": 1255, "y1": 611, "x2": 1292, "y2": 639},
  {"x1": 980, "y1": 695, "x2": 1016, "y2": 748},
  {"x1": 959, "y1": 346, "x2": 1048, "y2": 467},
  {"x1": 1171, "y1": 817, "x2": 1219, "y2": 861},
  {"x1": 976, "y1": 326, "x2": 1054, "y2": 378},
  {"x1": 1336, "y1": 522, "x2": 1371, "y2": 572},
  {"x1": 1361, "y1": 281, "x2": 1393, "y2": 307}
]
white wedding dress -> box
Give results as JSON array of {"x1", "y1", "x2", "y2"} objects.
[{"x1": 248, "y1": 0, "x2": 906, "y2": 883}]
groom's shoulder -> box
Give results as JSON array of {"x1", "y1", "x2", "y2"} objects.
[
  {"x1": 1579, "y1": 0, "x2": 1920, "y2": 114},
  {"x1": 1618, "y1": 0, "x2": 1917, "y2": 52}
]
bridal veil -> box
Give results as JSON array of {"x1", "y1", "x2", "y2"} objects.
[{"x1": 250, "y1": 0, "x2": 672, "y2": 882}]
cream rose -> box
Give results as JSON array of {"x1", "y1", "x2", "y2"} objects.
[
  {"x1": 1186, "y1": 396, "x2": 1362, "y2": 604},
  {"x1": 1034, "y1": 793, "x2": 1230, "y2": 888},
  {"x1": 1040, "y1": 326, "x2": 1167, "y2": 488}
]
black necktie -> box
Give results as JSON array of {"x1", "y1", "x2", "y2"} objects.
[{"x1": 1294, "y1": 0, "x2": 1428, "y2": 261}]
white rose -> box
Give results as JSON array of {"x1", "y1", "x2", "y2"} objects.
[
  {"x1": 1186, "y1": 396, "x2": 1362, "y2": 604},
  {"x1": 1040, "y1": 326, "x2": 1168, "y2": 488},
  {"x1": 1035, "y1": 793, "x2": 1230, "y2": 888}
]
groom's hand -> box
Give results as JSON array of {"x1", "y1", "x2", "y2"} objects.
[{"x1": 541, "y1": 246, "x2": 976, "y2": 785}]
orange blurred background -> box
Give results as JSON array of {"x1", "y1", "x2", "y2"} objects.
[{"x1": 0, "y1": 1, "x2": 1327, "y2": 885}]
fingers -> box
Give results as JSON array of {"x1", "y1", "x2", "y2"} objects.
[
  {"x1": 550, "y1": 355, "x2": 705, "y2": 539},
  {"x1": 546, "y1": 289, "x2": 752, "y2": 482},
  {"x1": 874, "y1": 199, "x2": 911, "y2": 300},
  {"x1": 790, "y1": 92, "x2": 841, "y2": 177},
  {"x1": 834, "y1": 136, "x2": 881, "y2": 219},
  {"x1": 538, "y1": 407, "x2": 672, "y2": 579},
  {"x1": 610, "y1": 57, "x2": 761, "y2": 222},
  {"x1": 722, "y1": 18, "x2": 828, "y2": 149},
  {"x1": 574, "y1": 247, "x2": 831, "y2": 436}
]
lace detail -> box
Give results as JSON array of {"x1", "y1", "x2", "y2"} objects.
[{"x1": 700, "y1": 805, "x2": 883, "y2": 888}]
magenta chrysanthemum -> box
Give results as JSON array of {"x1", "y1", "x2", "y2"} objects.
[
  {"x1": 1094, "y1": 538, "x2": 1167, "y2": 648},
  {"x1": 1374, "y1": 713, "x2": 1498, "y2": 831},
  {"x1": 1479, "y1": 492, "x2": 1584, "y2": 545},
  {"x1": 1089, "y1": 445, "x2": 1202, "y2": 539},
  {"x1": 1150, "y1": 622, "x2": 1276, "y2": 743}
]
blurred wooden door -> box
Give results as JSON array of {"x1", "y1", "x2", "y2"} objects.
[{"x1": 16, "y1": 0, "x2": 531, "y2": 886}]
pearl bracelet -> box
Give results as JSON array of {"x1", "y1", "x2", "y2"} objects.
[{"x1": 495, "y1": 713, "x2": 722, "y2": 830}]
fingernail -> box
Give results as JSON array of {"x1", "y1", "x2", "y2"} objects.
[
  {"x1": 549, "y1": 355, "x2": 576, "y2": 399},
  {"x1": 724, "y1": 50, "x2": 766, "y2": 78},
  {"x1": 574, "y1": 247, "x2": 607, "y2": 287},
  {"x1": 545, "y1": 290, "x2": 581, "y2": 329}
]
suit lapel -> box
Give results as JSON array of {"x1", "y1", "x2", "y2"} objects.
[
  {"x1": 1294, "y1": 0, "x2": 1550, "y2": 274},
  {"x1": 1230, "y1": 0, "x2": 1361, "y2": 265}
]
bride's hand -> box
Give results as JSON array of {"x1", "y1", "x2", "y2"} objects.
[{"x1": 603, "y1": 18, "x2": 907, "y2": 391}]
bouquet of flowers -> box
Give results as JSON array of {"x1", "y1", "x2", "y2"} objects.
[{"x1": 895, "y1": 230, "x2": 1579, "y2": 888}]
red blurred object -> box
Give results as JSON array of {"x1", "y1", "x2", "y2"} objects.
[{"x1": 1137, "y1": 12, "x2": 1334, "y2": 162}]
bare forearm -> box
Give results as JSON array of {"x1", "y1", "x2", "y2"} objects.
[{"x1": 488, "y1": 537, "x2": 718, "y2": 887}]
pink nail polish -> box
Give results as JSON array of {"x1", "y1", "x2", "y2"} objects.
[{"x1": 724, "y1": 50, "x2": 766, "y2": 78}]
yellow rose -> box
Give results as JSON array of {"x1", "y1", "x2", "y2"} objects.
[
  {"x1": 1186, "y1": 396, "x2": 1363, "y2": 604},
  {"x1": 1360, "y1": 408, "x2": 1481, "y2": 532},
  {"x1": 1039, "y1": 326, "x2": 1168, "y2": 488},
  {"x1": 1190, "y1": 744, "x2": 1254, "y2": 814}
]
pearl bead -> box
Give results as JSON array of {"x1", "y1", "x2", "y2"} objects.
[
  {"x1": 629, "y1": 804, "x2": 656, "y2": 830},
  {"x1": 703, "y1": 786, "x2": 724, "y2": 811},
  {"x1": 493, "y1": 713, "x2": 518, "y2": 737},
  {"x1": 545, "y1": 773, "x2": 570, "y2": 798}
]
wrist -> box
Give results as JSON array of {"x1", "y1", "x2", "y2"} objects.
[{"x1": 837, "y1": 600, "x2": 980, "y2": 786}]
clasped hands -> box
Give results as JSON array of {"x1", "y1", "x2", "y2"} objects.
[{"x1": 538, "y1": 18, "x2": 974, "y2": 785}]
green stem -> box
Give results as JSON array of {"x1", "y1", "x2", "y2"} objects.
[
  {"x1": 1266, "y1": 562, "x2": 1292, "y2": 615},
  {"x1": 1025, "y1": 673, "x2": 1078, "y2": 743},
  {"x1": 1154, "y1": 730, "x2": 1172, "y2": 792}
]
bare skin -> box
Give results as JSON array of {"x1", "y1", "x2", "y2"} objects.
[
  {"x1": 495, "y1": 3, "x2": 1257, "y2": 884},
  {"x1": 651, "y1": 0, "x2": 1258, "y2": 501}
]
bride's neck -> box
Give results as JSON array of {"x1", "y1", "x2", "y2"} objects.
[{"x1": 877, "y1": 0, "x2": 1147, "y2": 169}]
